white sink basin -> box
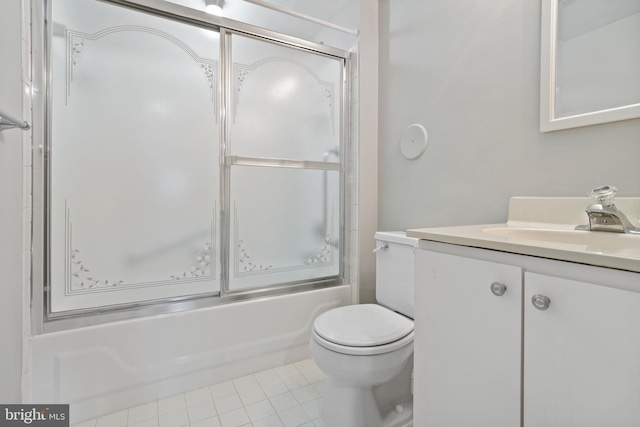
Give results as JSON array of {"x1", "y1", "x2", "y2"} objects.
[{"x1": 407, "y1": 197, "x2": 640, "y2": 273}]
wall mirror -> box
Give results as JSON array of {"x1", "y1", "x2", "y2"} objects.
[{"x1": 540, "y1": 0, "x2": 640, "y2": 132}]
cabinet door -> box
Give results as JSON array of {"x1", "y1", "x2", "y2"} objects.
[
  {"x1": 415, "y1": 250, "x2": 522, "y2": 427},
  {"x1": 524, "y1": 273, "x2": 640, "y2": 427}
]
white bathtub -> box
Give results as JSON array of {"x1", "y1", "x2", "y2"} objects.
[{"x1": 29, "y1": 285, "x2": 350, "y2": 423}]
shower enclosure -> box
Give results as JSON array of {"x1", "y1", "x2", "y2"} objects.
[{"x1": 40, "y1": 0, "x2": 349, "y2": 318}]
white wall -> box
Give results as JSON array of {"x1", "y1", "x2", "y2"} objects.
[
  {"x1": 378, "y1": 0, "x2": 640, "y2": 231},
  {"x1": 0, "y1": 0, "x2": 28, "y2": 404}
]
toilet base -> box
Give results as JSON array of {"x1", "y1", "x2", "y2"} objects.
[
  {"x1": 319, "y1": 381, "x2": 413, "y2": 427},
  {"x1": 380, "y1": 397, "x2": 413, "y2": 427},
  {"x1": 320, "y1": 382, "x2": 380, "y2": 427}
]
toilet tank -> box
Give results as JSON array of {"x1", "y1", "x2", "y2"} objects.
[{"x1": 374, "y1": 231, "x2": 418, "y2": 319}]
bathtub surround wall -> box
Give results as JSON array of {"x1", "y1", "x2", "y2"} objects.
[
  {"x1": 0, "y1": 0, "x2": 31, "y2": 403},
  {"x1": 379, "y1": 0, "x2": 640, "y2": 231},
  {"x1": 356, "y1": 0, "x2": 379, "y2": 304}
]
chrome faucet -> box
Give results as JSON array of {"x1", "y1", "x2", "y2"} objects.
[{"x1": 576, "y1": 185, "x2": 640, "y2": 234}]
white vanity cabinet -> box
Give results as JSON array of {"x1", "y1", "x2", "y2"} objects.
[
  {"x1": 414, "y1": 243, "x2": 640, "y2": 427},
  {"x1": 524, "y1": 272, "x2": 640, "y2": 427},
  {"x1": 415, "y1": 250, "x2": 522, "y2": 427}
]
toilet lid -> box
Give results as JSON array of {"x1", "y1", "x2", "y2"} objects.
[{"x1": 313, "y1": 304, "x2": 414, "y2": 347}]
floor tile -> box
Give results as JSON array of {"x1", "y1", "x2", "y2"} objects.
[
  {"x1": 244, "y1": 400, "x2": 275, "y2": 422},
  {"x1": 158, "y1": 409, "x2": 189, "y2": 427},
  {"x1": 213, "y1": 393, "x2": 243, "y2": 414},
  {"x1": 251, "y1": 414, "x2": 284, "y2": 427},
  {"x1": 301, "y1": 399, "x2": 321, "y2": 420},
  {"x1": 187, "y1": 401, "x2": 217, "y2": 424},
  {"x1": 259, "y1": 379, "x2": 289, "y2": 398},
  {"x1": 129, "y1": 418, "x2": 158, "y2": 427},
  {"x1": 209, "y1": 381, "x2": 236, "y2": 400},
  {"x1": 311, "y1": 380, "x2": 326, "y2": 396},
  {"x1": 280, "y1": 373, "x2": 309, "y2": 391},
  {"x1": 189, "y1": 416, "x2": 221, "y2": 427},
  {"x1": 238, "y1": 386, "x2": 267, "y2": 406},
  {"x1": 96, "y1": 410, "x2": 127, "y2": 427},
  {"x1": 274, "y1": 365, "x2": 299, "y2": 379},
  {"x1": 217, "y1": 408, "x2": 249, "y2": 427},
  {"x1": 254, "y1": 370, "x2": 279, "y2": 386},
  {"x1": 232, "y1": 375, "x2": 259, "y2": 392},
  {"x1": 293, "y1": 360, "x2": 326, "y2": 384},
  {"x1": 291, "y1": 385, "x2": 319, "y2": 405},
  {"x1": 277, "y1": 406, "x2": 310, "y2": 427},
  {"x1": 268, "y1": 392, "x2": 298, "y2": 413},
  {"x1": 185, "y1": 388, "x2": 213, "y2": 407},
  {"x1": 158, "y1": 395, "x2": 187, "y2": 415},
  {"x1": 91, "y1": 359, "x2": 329, "y2": 427},
  {"x1": 128, "y1": 402, "x2": 158, "y2": 425}
]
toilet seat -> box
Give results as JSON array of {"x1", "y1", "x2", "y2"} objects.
[{"x1": 312, "y1": 304, "x2": 414, "y2": 356}]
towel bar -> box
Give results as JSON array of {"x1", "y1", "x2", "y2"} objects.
[{"x1": 0, "y1": 107, "x2": 31, "y2": 132}]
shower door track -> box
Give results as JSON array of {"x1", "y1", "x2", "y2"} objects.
[
  {"x1": 103, "y1": 0, "x2": 350, "y2": 59},
  {"x1": 31, "y1": 0, "x2": 352, "y2": 333}
]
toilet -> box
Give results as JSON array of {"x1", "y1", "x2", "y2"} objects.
[{"x1": 309, "y1": 231, "x2": 417, "y2": 427}]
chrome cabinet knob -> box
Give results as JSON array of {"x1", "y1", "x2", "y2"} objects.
[
  {"x1": 532, "y1": 294, "x2": 551, "y2": 310},
  {"x1": 490, "y1": 282, "x2": 507, "y2": 296}
]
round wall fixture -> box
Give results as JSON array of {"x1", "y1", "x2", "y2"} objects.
[{"x1": 400, "y1": 124, "x2": 428, "y2": 160}]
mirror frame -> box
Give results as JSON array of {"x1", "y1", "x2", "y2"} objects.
[{"x1": 540, "y1": 0, "x2": 640, "y2": 132}]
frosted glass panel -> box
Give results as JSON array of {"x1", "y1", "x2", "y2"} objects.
[
  {"x1": 49, "y1": 0, "x2": 220, "y2": 312},
  {"x1": 229, "y1": 167, "x2": 340, "y2": 291},
  {"x1": 230, "y1": 34, "x2": 343, "y2": 162}
]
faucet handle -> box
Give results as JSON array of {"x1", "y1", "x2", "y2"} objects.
[{"x1": 589, "y1": 185, "x2": 617, "y2": 207}]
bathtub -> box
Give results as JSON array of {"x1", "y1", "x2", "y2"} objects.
[{"x1": 29, "y1": 285, "x2": 350, "y2": 423}]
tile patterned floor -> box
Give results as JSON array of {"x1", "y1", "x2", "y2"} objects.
[{"x1": 72, "y1": 359, "x2": 326, "y2": 427}]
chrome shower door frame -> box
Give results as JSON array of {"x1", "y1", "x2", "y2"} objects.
[{"x1": 31, "y1": 0, "x2": 352, "y2": 333}]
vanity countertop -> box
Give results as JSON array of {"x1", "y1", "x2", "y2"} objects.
[{"x1": 407, "y1": 197, "x2": 640, "y2": 273}]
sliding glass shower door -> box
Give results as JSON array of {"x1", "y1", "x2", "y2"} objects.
[
  {"x1": 49, "y1": 0, "x2": 221, "y2": 312},
  {"x1": 227, "y1": 33, "x2": 343, "y2": 291},
  {"x1": 46, "y1": 0, "x2": 346, "y2": 315}
]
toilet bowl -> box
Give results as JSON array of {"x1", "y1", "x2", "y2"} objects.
[
  {"x1": 310, "y1": 304, "x2": 414, "y2": 427},
  {"x1": 309, "y1": 232, "x2": 418, "y2": 427}
]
